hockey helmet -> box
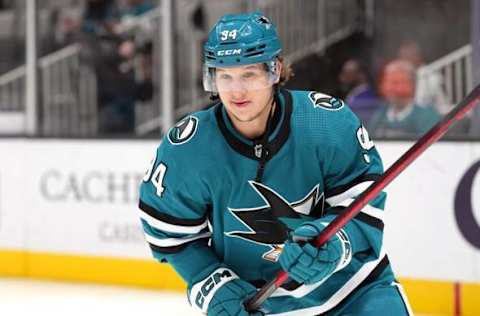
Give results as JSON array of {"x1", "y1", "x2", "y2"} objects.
[{"x1": 203, "y1": 11, "x2": 282, "y2": 92}]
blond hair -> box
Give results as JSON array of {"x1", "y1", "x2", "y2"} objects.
[{"x1": 278, "y1": 56, "x2": 294, "y2": 85}]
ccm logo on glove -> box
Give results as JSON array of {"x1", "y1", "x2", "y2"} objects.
[{"x1": 190, "y1": 268, "x2": 238, "y2": 311}]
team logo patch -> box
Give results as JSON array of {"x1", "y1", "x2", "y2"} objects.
[
  {"x1": 226, "y1": 182, "x2": 324, "y2": 262},
  {"x1": 168, "y1": 116, "x2": 198, "y2": 145},
  {"x1": 308, "y1": 91, "x2": 344, "y2": 111}
]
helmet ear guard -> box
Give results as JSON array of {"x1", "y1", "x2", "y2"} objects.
[
  {"x1": 267, "y1": 59, "x2": 281, "y2": 84},
  {"x1": 202, "y1": 66, "x2": 217, "y2": 93}
]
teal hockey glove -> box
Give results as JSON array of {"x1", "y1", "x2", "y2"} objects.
[
  {"x1": 279, "y1": 220, "x2": 352, "y2": 285},
  {"x1": 188, "y1": 266, "x2": 266, "y2": 316}
]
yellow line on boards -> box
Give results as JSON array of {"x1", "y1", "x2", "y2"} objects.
[
  {"x1": 399, "y1": 278, "x2": 454, "y2": 315},
  {"x1": 399, "y1": 278, "x2": 480, "y2": 316},
  {"x1": 461, "y1": 282, "x2": 480, "y2": 316},
  {"x1": 1, "y1": 249, "x2": 479, "y2": 315},
  {"x1": 0, "y1": 249, "x2": 186, "y2": 290},
  {"x1": 0, "y1": 249, "x2": 27, "y2": 276}
]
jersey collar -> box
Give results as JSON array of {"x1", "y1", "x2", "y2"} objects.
[{"x1": 215, "y1": 88, "x2": 292, "y2": 161}]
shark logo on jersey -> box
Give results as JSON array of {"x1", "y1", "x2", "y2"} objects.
[
  {"x1": 226, "y1": 182, "x2": 324, "y2": 262},
  {"x1": 308, "y1": 91, "x2": 344, "y2": 111},
  {"x1": 168, "y1": 116, "x2": 198, "y2": 145}
]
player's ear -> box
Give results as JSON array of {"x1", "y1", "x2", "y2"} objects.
[{"x1": 274, "y1": 59, "x2": 282, "y2": 84}]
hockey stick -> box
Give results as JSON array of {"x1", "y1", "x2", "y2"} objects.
[{"x1": 245, "y1": 83, "x2": 480, "y2": 312}]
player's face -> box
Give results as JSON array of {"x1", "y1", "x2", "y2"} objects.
[{"x1": 215, "y1": 64, "x2": 276, "y2": 124}]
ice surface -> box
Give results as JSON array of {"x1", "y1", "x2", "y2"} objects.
[{"x1": 0, "y1": 278, "x2": 200, "y2": 316}]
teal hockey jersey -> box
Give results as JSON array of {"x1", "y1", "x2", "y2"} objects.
[{"x1": 138, "y1": 89, "x2": 395, "y2": 315}]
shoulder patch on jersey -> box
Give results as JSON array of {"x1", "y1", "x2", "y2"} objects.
[
  {"x1": 308, "y1": 91, "x2": 344, "y2": 111},
  {"x1": 167, "y1": 115, "x2": 199, "y2": 145}
]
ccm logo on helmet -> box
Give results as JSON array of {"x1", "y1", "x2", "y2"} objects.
[{"x1": 217, "y1": 49, "x2": 242, "y2": 56}]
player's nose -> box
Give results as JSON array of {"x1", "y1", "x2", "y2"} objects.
[
  {"x1": 230, "y1": 84, "x2": 248, "y2": 97},
  {"x1": 229, "y1": 79, "x2": 249, "y2": 93}
]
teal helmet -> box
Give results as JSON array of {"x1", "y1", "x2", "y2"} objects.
[
  {"x1": 203, "y1": 11, "x2": 282, "y2": 92},
  {"x1": 204, "y1": 11, "x2": 282, "y2": 67}
]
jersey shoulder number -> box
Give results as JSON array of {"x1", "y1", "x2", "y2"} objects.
[{"x1": 142, "y1": 149, "x2": 168, "y2": 197}]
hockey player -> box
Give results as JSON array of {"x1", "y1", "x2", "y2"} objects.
[{"x1": 138, "y1": 11, "x2": 412, "y2": 315}]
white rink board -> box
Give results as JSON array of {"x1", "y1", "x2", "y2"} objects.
[
  {"x1": 0, "y1": 139, "x2": 159, "y2": 258},
  {"x1": 377, "y1": 142, "x2": 480, "y2": 282},
  {"x1": 0, "y1": 139, "x2": 479, "y2": 282}
]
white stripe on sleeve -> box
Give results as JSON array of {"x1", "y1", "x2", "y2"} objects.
[
  {"x1": 325, "y1": 181, "x2": 374, "y2": 206},
  {"x1": 333, "y1": 198, "x2": 384, "y2": 221},
  {"x1": 139, "y1": 208, "x2": 208, "y2": 234},
  {"x1": 144, "y1": 231, "x2": 211, "y2": 247}
]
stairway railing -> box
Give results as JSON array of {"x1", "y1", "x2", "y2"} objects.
[
  {"x1": 417, "y1": 44, "x2": 473, "y2": 110},
  {"x1": 0, "y1": 43, "x2": 97, "y2": 136}
]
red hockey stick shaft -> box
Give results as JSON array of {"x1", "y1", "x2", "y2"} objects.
[{"x1": 245, "y1": 84, "x2": 480, "y2": 312}]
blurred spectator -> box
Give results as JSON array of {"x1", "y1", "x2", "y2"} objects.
[
  {"x1": 82, "y1": 0, "x2": 121, "y2": 37},
  {"x1": 55, "y1": 7, "x2": 83, "y2": 46},
  {"x1": 369, "y1": 60, "x2": 441, "y2": 138},
  {"x1": 120, "y1": 0, "x2": 155, "y2": 17},
  {"x1": 80, "y1": 0, "x2": 154, "y2": 135},
  {"x1": 397, "y1": 40, "x2": 449, "y2": 112},
  {"x1": 338, "y1": 59, "x2": 382, "y2": 125},
  {"x1": 89, "y1": 37, "x2": 135, "y2": 134},
  {"x1": 116, "y1": 0, "x2": 155, "y2": 34}
]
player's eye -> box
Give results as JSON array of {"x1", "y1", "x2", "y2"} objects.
[
  {"x1": 242, "y1": 72, "x2": 258, "y2": 79},
  {"x1": 218, "y1": 73, "x2": 232, "y2": 81}
]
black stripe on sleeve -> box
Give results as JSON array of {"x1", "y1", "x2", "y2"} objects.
[
  {"x1": 148, "y1": 238, "x2": 210, "y2": 255},
  {"x1": 325, "y1": 206, "x2": 384, "y2": 231},
  {"x1": 325, "y1": 174, "x2": 381, "y2": 199},
  {"x1": 362, "y1": 255, "x2": 390, "y2": 284},
  {"x1": 139, "y1": 200, "x2": 206, "y2": 226},
  {"x1": 149, "y1": 242, "x2": 190, "y2": 254}
]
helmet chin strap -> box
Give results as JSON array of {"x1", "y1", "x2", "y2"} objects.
[{"x1": 209, "y1": 93, "x2": 219, "y2": 101}]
